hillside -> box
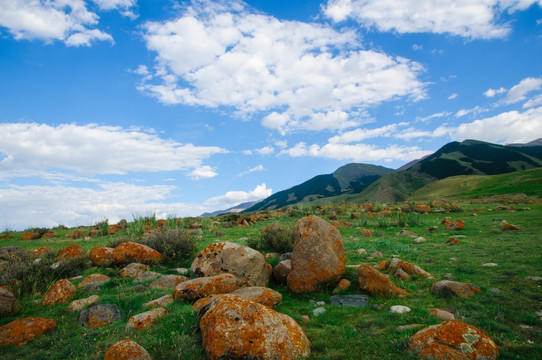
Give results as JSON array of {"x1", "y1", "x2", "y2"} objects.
[
  {"x1": 244, "y1": 163, "x2": 394, "y2": 212},
  {"x1": 200, "y1": 200, "x2": 261, "y2": 217}
]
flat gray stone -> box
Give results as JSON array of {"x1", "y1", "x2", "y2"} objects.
[{"x1": 330, "y1": 295, "x2": 369, "y2": 308}]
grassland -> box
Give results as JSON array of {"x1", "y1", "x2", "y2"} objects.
[{"x1": 1, "y1": 195, "x2": 542, "y2": 359}]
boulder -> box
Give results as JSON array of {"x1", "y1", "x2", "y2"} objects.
[
  {"x1": 135, "y1": 271, "x2": 162, "y2": 282},
  {"x1": 431, "y1": 280, "x2": 481, "y2": 298},
  {"x1": 230, "y1": 286, "x2": 282, "y2": 308},
  {"x1": 414, "y1": 205, "x2": 431, "y2": 213},
  {"x1": 149, "y1": 275, "x2": 188, "y2": 289},
  {"x1": 120, "y1": 263, "x2": 148, "y2": 278},
  {"x1": 0, "y1": 287, "x2": 19, "y2": 316},
  {"x1": 41, "y1": 279, "x2": 76, "y2": 306},
  {"x1": 273, "y1": 259, "x2": 291, "y2": 284},
  {"x1": 409, "y1": 320, "x2": 498, "y2": 359},
  {"x1": 32, "y1": 247, "x2": 49, "y2": 258},
  {"x1": 57, "y1": 245, "x2": 87, "y2": 260},
  {"x1": 21, "y1": 232, "x2": 40, "y2": 241},
  {"x1": 68, "y1": 295, "x2": 100, "y2": 312},
  {"x1": 199, "y1": 295, "x2": 310, "y2": 360},
  {"x1": 428, "y1": 308, "x2": 455, "y2": 320},
  {"x1": 191, "y1": 241, "x2": 272, "y2": 287},
  {"x1": 112, "y1": 242, "x2": 163, "y2": 264},
  {"x1": 89, "y1": 247, "x2": 114, "y2": 266},
  {"x1": 173, "y1": 273, "x2": 239, "y2": 301},
  {"x1": 104, "y1": 340, "x2": 152, "y2": 360},
  {"x1": 287, "y1": 215, "x2": 345, "y2": 293},
  {"x1": 0, "y1": 317, "x2": 56, "y2": 346},
  {"x1": 357, "y1": 265, "x2": 408, "y2": 297},
  {"x1": 386, "y1": 258, "x2": 431, "y2": 277},
  {"x1": 77, "y1": 273, "x2": 110, "y2": 290},
  {"x1": 126, "y1": 308, "x2": 168, "y2": 330},
  {"x1": 78, "y1": 304, "x2": 121, "y2": 328},
  {"x1": 144, "y1": 294, "x2": 174, "y2": 309}
]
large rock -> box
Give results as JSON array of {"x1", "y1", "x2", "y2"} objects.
[
  {"x1": 191, "y1": 241, "x2": 272, "y2": 286},
  {"x1": 0, "y1": 317, "x2": 56, "y2": 346},
  {"x1": 120, "y1": 263, "x2": 148, "y2": 278},
  {"x1": 193, "y1": 286, "x2": 282, "y2": 312},
  {"x1": 409, "y1": 320, "x2": 499, "y2": 359},
  {"x1": 357, "y1": 265, "x2": 408, "y2": 297},
  {"x1": 77, "y1": 273, "x2": 110, "y2": 290},
  {"x1": 104, "y1": 340, "x2": 152, "y2": 360},
  {"x1": 386, "y1": 258, "x2": 431, "y2": 277},
  {"x1": 41, "y1": 279, "x2": 76, "y2": 306},
  {"x1": 78, "y1": 304, "x2": 121, "y2": 328},
  {"x1": 112, "y1": 242, "x2": 163, "y2": 264},
  {"x1": 57, "y1": 245, "x2": 87, "y2": 260},
  {"x1": 89, "y1": 247, "x2": 114, "y2": 266},
  {"x1": 287, "y1": 215, "x2": 345, "y2": 293},
  {"x1": 21, "y1": 232, "x2": 40, "y2": 241},
  {"x1": 126, "y1": 308, "x2": 168, "y2": 330},
  {"x1": 199, "y1": 295, "x2": 310, "y2": 360},
  {"x1": 173, "y1": 273, "x2": 240, "y2": 301},
  {"x1": 431, "y1": 280, "x2": 481, "y2": 298},
  {"x1": 0, "y1": 287, "x2": 20, "y2": 316}
]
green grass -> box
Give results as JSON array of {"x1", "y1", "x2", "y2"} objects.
[{"x1": 1, "y1": 196, "x2": 542, "y2": 359}]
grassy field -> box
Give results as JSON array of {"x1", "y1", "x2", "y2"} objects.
[{"x1": 1, "y1": 196, "x2": 542, "y2": 359}]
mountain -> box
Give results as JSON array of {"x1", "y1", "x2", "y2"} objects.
[
  {"x1": 200, "y1": 200, "x2": 262, "y2": 218},
  {"x1": 506, "y1": 138, "x2": 542, "y2": 147},
  {"x1": 344, "y1": 139, "x2": 542, "y2": 204},
  {"x1": 244, "y1": 163, "x2": 394, "y2": 212}
]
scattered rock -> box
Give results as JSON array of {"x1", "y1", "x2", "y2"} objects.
[
  {"x1": 89, "y1": 247, "x2": 114, "y2": 266},
  {"x1": 313, "y1": 307, "x2": 326, "y2": 316},
  {"x1": 279, "y1": 252, "x2": 292, "y2": 261},
  {"x1": 41, "y1": 279, "x2": 76, "y2": 306},
  {"x1": 413, "y1": 237, "x2": 426, "y2": 243},
  {"x1": 120, "y1": 263, "x2": 149, "y2": 278},
  {"x1": 390, "y1": 305, "x2": 411, "y2": 314},
  {"x1": 330, "y1": 295, "x2": 368, "y2": 308},
  {"x1": 428, "y1": 308, "x2": 455, "y2": 320},
  {"x1": 78, "y1": 304, "x2": 121, "y2": 328},
  {"x1": 370, "y1": 252, "x2": 384, "y2": 258},
  {"x1": 173, "y1": 273, "x2": 240, "y2": 301},
  {"x1": 104, "y1": 340, "x2": 152, "y2": 360},
  {"x1": 273, "y1": 259, "x2": 291, "y2": 284},
  {"x1": 357, "y1": 265, "x2": 408, "y2": 297},
  {"x1": 481, "y1": 263, "x2": 498, "y2": 267},
  {"x1": 191, "y1": 241, "x2": 272, "y2": 287},
  {"x1": 68, "y1": 295, "x2": 100, "y2": 312},
  {"x1": 0, "y1": 287, "x2": 19, "y2": 316},
  {"x1": 501, "y1": 221, "x2": 523, "y2": 231},
  {"x1": 126, "y1": 308, "x2": 168, "y2": 330},
  {"x1": 287, "y1": 215, "x2": 345, "y2": 293},
  {"x1": 394, "y1": 269, "x2": 411, "y2": 280},
  {"x1": 386, "y1": 258, "x2": 431, "y2": 277},
  {"x1": 230, "y1": 286, "x2": 283, "y2": 308},
  {"x1": 0, "y1": 317, "x2": 56, "y2": 346},
  {"x1": 21, "y1": 232, "x2": 40, "y2": 241},
  {"x1": 360, "y1": 229, "x2": 373, "y2": 237},
  {"x1": 57, "y1": 245, "x2": 86, "y2": 260},
  {"x1": 431, "y1": 280, "x2": 481, "y2": 298},
  {"x1": 356, "y1": 248, "x2": 367, "y2": 255},
  {"x1": 135, "y1": 271, "x2": 162, "y2": 283},
  {"x1": 149, "y1": 275, "x2": 188, "y2": 289},
  {"x1": 409, "y1": 320, "x2": 499, "y2": 360},
  {"x1": 396, "y1": 230, "x2": 417, "y2": 237},
  {"x1": 112, "y1": 242, "x2": 163, "y2": 264},
  {"x1": 488, "y1": 288, "x2": 503, "y2": 294},
  {"x1": 77, "y1": 273, "x2": 110, "y2": 289},
  {"x1": 199, "y1": 295, "x2": 310, "y2": 360},
  {"x1": 301, "y1": 315, "x2": 310, "y2": 323},
  {"x1": 397, "y1": 324, "x2": 424, "y2": 331},
  {"x1": 525, "y1": 276, "x2": 542, "y2": 281},
  {"x1": 446, "y1": 237, "x2": 461, "y2": 245},
  {"x1": 333, "y1": 279, "x2": 351, "y2": 293},
  {"x1": 442, "y1": 273, "x2": 454, "y2": 280},
  {"x1": 174, "y1": 267, "x2": 190, "y2": 275},
  {"x1": 144, "y1": 294, "x2": 174, "y2": 308}
]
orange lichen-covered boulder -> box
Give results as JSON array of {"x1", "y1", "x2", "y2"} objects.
[
  {"x1": 173, "y1": 273, "x2": 239, "y2": 301},
  {"x1": 126, "y1": 308, "x2": 168, "y2": 331},
  {"x1": 414, "y1": 204, "x2": 431, "y2": 214},
  {"x1": 409, "y1": 320, "x2": 499, "y2": 359},
  {"x1": 112, "y1": 242, "x2": 163, "y2": 264},
  {"x1": 442, "y1": 218, "x2": 465, "y2": 231},
  {"x1": 57, "y1": 245, "x2": 87, "y2": 260},
  {"x1": 76, "y1": 273, "x2": 111, "y2": 289},
  {"x1": 108, "y1": 224, "x2": 124, "y2": 235},
  {"x1": 21, "y1": 232, "x2": 40, "y2": 241},
  {"x1": 287, "y1": 215, "x2": 345, "y2": 293},
  {"x1": 386, "y1": 258, "x2": 431, "y2": 277},
  {"x1": 191, "y1": 241, "x2": 272, "y2": 287},
  {"x1": 0, "y1": 317, "x2": 56, "y2": 346},
  {"x1": 431, "y1": 280, "x2": 481, "y2": 298},
  {"x1": 230, "y1": 286, "x2": 282, "y2": 308},
  {"x1": 0, "y1": 287, "x2": 19, "y2": 316},
  {"x1": 41, "y1": 279, "x2": 76, "y2": 306},
  {"x1": 32, "y1": 246, "x2": 49, "y2": 258},
  {"x1": 89, "y1": 247, "x2": 114, "y2": 266},
  {"x1": 199, "y1": 295, "x2": 310, "y2": 360},
  {"x1": 357, "y1": 265, "x2": 408, "y2": 297},
  {"x1": 79, "y1": 304, "x2": 121, "y2": 328},
  {"x1": 360, "y1": 228, "x2": 373, "y2": 237},
  {"x1": 104, "y1": 340, "x2": 152, "y2": 360}
]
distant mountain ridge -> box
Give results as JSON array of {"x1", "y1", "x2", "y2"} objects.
[
  {"x1": 244, "y1": 163, "x2": 394, "y2": 212},
  {"x1": 201, "y1": 200, "x2": 261, "y2": 217}
]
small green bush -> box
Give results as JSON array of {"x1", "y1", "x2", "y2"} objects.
[
  {"x1": 251, "y1": 222, "x2": 296, "y2": 254},
  {"x1": 137, "y1": 229, "x2": 197, "y2": 265}
]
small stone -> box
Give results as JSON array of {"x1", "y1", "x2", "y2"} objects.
[
  {"x1": 120, "y1": 263, "x2": 149, "y2": 278},
  {"x1": 481, "y1": 263, "x2": 498, "y2": 267},
  {"x1": 356, "y1": 248, "x2": 367, "y2": 255},
  {"x1": 174, "y1": 267, "x2": 190, "y2": 275},
  {"x1": 330, "y1": 295, "x2": 368, "y2": 308},
  {"x1": 301, "y1": 315, "x2": 310, "y2": 323},
  {"x1": 525, "y1": 276, "x2": 542, "y2": 281},
  {"x1": 488, "y1": 288, "x2": 503, "y2": 294},
  {"x1": 390, "y1": 305, "x2": 411, "y2": 314},
  {"x1": 369, "y1": 252, "x2": 383, "y2": 258},
  {"x1": 413, "y1": 237, "x2": 426, "y2": 243},
  {"x1": 316, "y1": 301, "x2": 326, "y2": 306},
  {"x1": 394, "y1": 269, "x2": 411, "y2": 280},
  {"x1": 126, "y1": 308, "x2": 168, "y2": 330},
  {"x1": 279, "y1": 252, "x2": 292, "y2": 261},
  {"x1": 397, "y1": 324, "x2": 424, "y2": 331},
  {"x1": 536, "y1": 310, "x2": 542, "y2": 317},
  {"x1": 68, "y1": 295, "x2": 100, "y2": 312},
  {"x1": 333, "y1": 279, "x2": 351, "y2": 293},
  {"x1": 313, "y1": 307, "x2": 326, "y2": 316},
  {"x1": 442, "y1": 273, "x2": 453, "y2": 280},
  {"x1": 265, "y1": 253, "x2": 280, "y2": 260},
  {"x1": 428, "y1": 308, "x2": 455, "y2": 320},
  {"x1": 135, "y1": 271, "x2": 162, "y2": 282}
]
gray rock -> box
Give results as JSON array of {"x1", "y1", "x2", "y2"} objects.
[
  {"x1": 279, "y1": 252, "x2": 292, "y2": 261},
  {"x1": 330, "y1": 295, "x2": 369, "y2": 308},
  {"x1": 442, "y1": 273, "x2": 453, "y2": 280},
  {"x1": 79, "y1": 304, "x2": 121, "y2": 327},
  {"x1": 390, "y1": 305, "x2": 411, "y2": 314},
  {"x1": 313, "y1": 307, "x2": 326, "y2": 316},
  {"x1": 82, "y1": 284, "x2": 101, "y2": 294},
  {"x1": 135, "y1": 271, "x2": 162, "y2": 282}
]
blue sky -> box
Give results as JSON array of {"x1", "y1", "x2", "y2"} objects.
[{"x1": 1, "y1": 0, "x2": 541, "y2": 230}]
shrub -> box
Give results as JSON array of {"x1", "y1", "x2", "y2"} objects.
[
  {"x1": 136, "y1": 229, "x2": 197, "y2": 265},
  {"x1": 252, "y1": 223, "x2": 296, "y2": 254},
  {"x1": 95, "y1": 219, "x2": 109, "y2": 236}
]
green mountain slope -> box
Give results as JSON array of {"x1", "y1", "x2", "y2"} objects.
[
  {"x1": 409, "y1": 167, "x2": 542, "y2": 200},
  {"x1": 244, "y1": 163, "x2": 394, "y2": 211}
]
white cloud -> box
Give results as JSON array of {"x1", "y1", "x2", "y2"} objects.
[
  {"x1": 0, "y1": 123, "x2": 227, "y2": 176},
  {"x1": 445, "y1": 106, "x2": 542, "y2": 144},
  {"x1": 323, "y1": 0, "x2": 542, "y2": 39},
  {"x1": 328, "y1": 123, "x2": 407, "y2": 143},
  {"x1": 523, "y1": 94, "x2": 542, "y2": 108},
  {"x1": 484, "y1": 87, "x2": 506, "y2": 97},
  {"x1": 455, "y1": 106, "x2": 488, "y2": 118},
  {"x1": 138, "y1": 0, "x2": 426, "y2": 133},
  {"x1": 502, "y1": 77, "x2": 542, "y2": 104},
  {"x1": 0, "y1": 0, "x2": 114, "y2": 46},
  {"x1": 279, "y1": 142, "x2": 432, "y2": 163},
  {"x1": 238, "y1": 164, "x2": 265, "y2": 177},
  {"x1": 204, "y1": 183, "x2": 272, "y2": 207},
  {"x1": 92, "y1": 0, "x2": 137, "y2": 18},
  {"x1": 448, "y1": 93, "x2": 458, "y2": 100},
  {"x1": 190, "y1": 165, "x2": 218, "y2": 180},
  {"x1": 254, "y1": 146, "x2": 275, "y2": 156},
  {"x1": 417, "y1": 112, "x2": 452, "y2": 122},
  {"x1": 412, "y1": 44, "x2": 423, "y2": 51}
]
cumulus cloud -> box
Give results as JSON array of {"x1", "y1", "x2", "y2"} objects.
[
  {"x1": 190, "y1": 165, "x2": 218, "y2": 180},
  {"x1": 328, "y1": 123, "x2": 407, "y2": 143},
  {"x1": 455, "y1": 106, "x2": 488, "y2": 118},
  {"x1": 502, "y1": 77, "x2": 542, "y2": 104},
  {"x1": 0, "y1": 123, "x2": 227, "y2": 176},
  {"x1": 322, "y1": 0, "x2": 542, "y2": 39},
  {"x1": 0, "y1": 0, "x2": 114, "y2": 46},
  {"x1": 448, "y1": 93, "x2": 458, "y2": 100},
  {"x1": 238, "y1": 164, "x2": 265, "y2": 177},
  {"x1": 484, "y1": 87, "x2": 506, "y2": 97},
  {"x1": 204, "y1": 183, "x2": 272, "y2": 207},
  {"x1": 523, "y1": 94, "x2": 542, "y2": 108},
  {"x1": 279, "y1": 142, "x2": 432, "y2": 163},
  {"x1": 138, "y1": 0, "x2": 426, "y2": 133}
]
